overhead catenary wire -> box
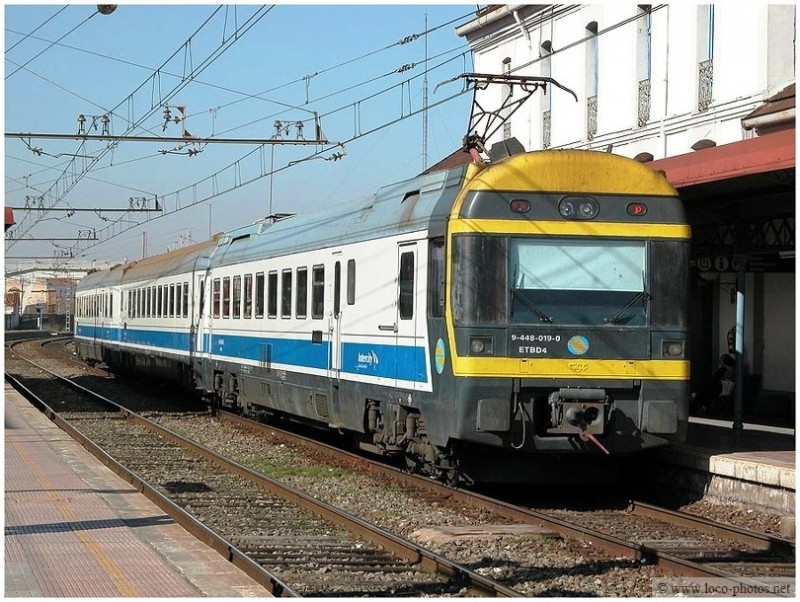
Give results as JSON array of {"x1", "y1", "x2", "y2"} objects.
[
  {"x1": 6, "y1": 7, "x2": 473, "y2": 215},
  {"x1": 79, "y1": 6, "x2": 665, "y2": 259},
  {"x1": 6, "y1": 5, "x2": 274, "y2": 250},
  {"x1": 6, "y1": 7, "x2": 98, "y2": 80},
  {"x1": 72, "y1": 83, "x2": 473, "y2": 259},
  {"x1": 10, "y1": 20, "x2": 477, "y2": 261},
  {"x1": 9, "y1": 6, "x2": 658, "y2": 267},
  {"x1": 5, "y1": 5, "x2": 68, "y2": 54}
]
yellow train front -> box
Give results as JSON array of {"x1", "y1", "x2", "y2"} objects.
[{"x1": 432, "y1": 149, "x2": 690, "y2": 483}]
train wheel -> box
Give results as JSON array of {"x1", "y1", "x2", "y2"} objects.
[{"x1": 403, "y1": 454, "x2": 420, "y2": 475}]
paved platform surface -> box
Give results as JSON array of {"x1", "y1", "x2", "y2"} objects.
[
  {"x1": 5, "y1": 382, "x2": 273, "y2": 598},
  {"x1": 651, "y1": 416, "x2": 795, "y2": 517},
  {"x1": 670, "y1": 416, "x2": 795, "y2": 490}
]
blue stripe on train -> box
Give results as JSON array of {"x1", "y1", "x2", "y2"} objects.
[{"x1": 75, "y1": 324, "x2": 428, "y2": 383}]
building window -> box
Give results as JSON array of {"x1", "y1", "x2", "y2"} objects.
[
  {"x1": 502, "y1": 56, "x2": 512, "y2": 139},
  {"x1": 637, "y1": 5, "x2": 652, "y2": 126},
  {"x1": 697, "y1": 5, "x2": 714, "y2": 112},
  {"x1": 585, "y1": 21, "x2": 599, "y2": 141},
  {"x1": 543, "y1": 110, "x2": 551, "y2": 149},
  {"x1": 540, "y1": 40, "x2": 553, "y2": 149},
  {"x1": 587, "y1": 95, "x2": 598, "y2": 141}
]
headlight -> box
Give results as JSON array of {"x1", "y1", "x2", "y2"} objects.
[
  {"x1": 662, "y1": 340, "x2": 685, "y2": 358},
  {"x1": 559, "y1": 196, "x2": 598, "y2": 220},
  {"x1": 469, "y1": 336, "x2": 494, "y2": 355}
]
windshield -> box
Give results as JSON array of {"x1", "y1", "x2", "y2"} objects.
[{"x1": 509, "y1": 238, "x2": 648, "y2": 326}]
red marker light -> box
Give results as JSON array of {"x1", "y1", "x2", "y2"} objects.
[
  {"x1": 510, "y1": 199, "x2": 531, "y2": 213},
  {"x1": 627, "y1": 202, "x2": 648, "y2": 216}
]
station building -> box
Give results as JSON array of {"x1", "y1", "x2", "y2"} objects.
[{"x1": 455, "y1": 5, "x2": 795, "y2": 424}]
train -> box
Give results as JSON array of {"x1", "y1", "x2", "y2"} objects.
[{"x1": 75, "y1": 137, "x2": 691, "y2": 484}]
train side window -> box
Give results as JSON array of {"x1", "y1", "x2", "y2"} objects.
[
  {"x1": 222, "y1": 277, "x2": 231, "y2": 318},
  {"x1": 334, "y1": 261, "x2": 341, "y2": 318},
  {"x1": 243, "y1": 274, "x2": 253, "y2": 319},
  {"x1": 183, "y1": 281, "x2": 189, "y2": 318},
  {"x1": 281, "y1": 269, "x2": 293, "y2": 319},
  {"x1": 399, "y1": 251, "x2": 415, "y2": 320},
  {"x1": 233, "y1": 275, "x2": 242, "y2": 319},
  {"x1": 347, "y1": 259, "x2": 356, "y2": 305},
  {"x1": 296, "y1": 267, "x2": 308, "y2": 319},
  {"x1": 428, "y1": 238, "x2": 445, "y2": 318},
  {"x1": 159, "y1": 286, "x2": 165, "y2": 318},
  {"x1": 267, "y1": 271, "x2": 278, "y2": 318},
  {"x1": 127, "y1": 291, "x2": 132, "y2": 318},
  {"x1": 136, "y1": 289, "x2": 141, "y2": 318},
  {"x1": 311, "y1": 265, "x2": 324, "y2": 319},
  {"x1": 170, "y1": 283, "x2": 176, "y2": 318},
  {"x1": 255, "y1": 272, "x2": 265, "y2": 318},
  {"x1": 213, "y1": 278, "x2": 221, "y2": 318},
  {"x1": 109, "y1": 293, "x2": 113, "y2": 318}
]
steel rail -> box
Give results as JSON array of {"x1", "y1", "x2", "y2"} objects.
[
  {"x1": 627, "y1": 499, "x2": 795, "y2": 559},
  {"x1": 221, "y1": 412, "x2": 793, "y2": 594},
  {"x1": 4, "y1": 371, "x2": 297, "y2": 598},
  {"x1": 4, "y1": 353, "x2": 522, "y2": 598}
]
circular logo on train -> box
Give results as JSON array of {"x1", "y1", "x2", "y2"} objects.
[
  {"x1": 434, "y1": 338, "x2": 446, "y2": 374},
  {"x1": 567, "y1": 335, "x2": 590, "y2": 356}
]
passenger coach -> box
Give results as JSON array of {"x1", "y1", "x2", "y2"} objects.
[{"x1": 76, "y1": 140, "x2": 691, "y2": 484}]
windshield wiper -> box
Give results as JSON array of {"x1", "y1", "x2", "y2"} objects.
[
  {"x1": 510, "y1": 289, "x2": 554, "y2": 323},
  {"x1": 603, "y1": 291, "x2": 652, "y2": 325}
]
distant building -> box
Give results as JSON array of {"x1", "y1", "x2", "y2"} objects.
[
  {"x1": 457, "y1": 5, "x2": 795, "y2": 415},
  {"x1": 4, "y1": 273, "x2": 78, "y2": 331}
]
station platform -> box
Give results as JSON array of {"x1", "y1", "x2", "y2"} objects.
[
  {"x1": 651, "y1": 415, "x2": 796, "y2": 519},
  {"x1": 4, "y1": 382, "x2": 272, "y2": 598}
]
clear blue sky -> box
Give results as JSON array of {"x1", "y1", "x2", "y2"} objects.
[{"x1": 5, "y1": 4, "x2": 475, "y2": 270}]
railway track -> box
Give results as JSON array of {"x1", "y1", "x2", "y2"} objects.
[
  {"x1": 5, "y1": 340, "x2": 521, "y2": 597},
  {"x1": 7, "y1": 336, "x2": 795, "y2": 596},
  {"x1": 216, "y1": 411, "x2": 796, "y2": 585}
]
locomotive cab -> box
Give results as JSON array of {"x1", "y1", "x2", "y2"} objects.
[{"x1": 432, "y1": 149, "x2": 691, "y2": 481}]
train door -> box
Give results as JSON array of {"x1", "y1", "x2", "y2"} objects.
[
  {"x1": 192, "y1": 274, "x2": 209, "y2": 358},
  {"x1": 395, "y1": 243, "x2": 418, "y2": 389},
  {"x1": 328, "y1": 259, "x2": 343, "y2": 380}
]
